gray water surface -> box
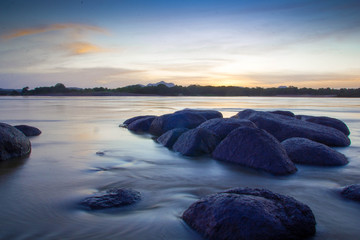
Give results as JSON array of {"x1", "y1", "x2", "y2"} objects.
[{"x1": 0, "y1": 96, "x2": 359, "y2": 239}]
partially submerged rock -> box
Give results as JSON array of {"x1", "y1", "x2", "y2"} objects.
[
  {"x1": 341, "y1": 184, "x2": 360, "y2": 202},
  {"x1": 183, "y1": 187, "x2": 316, "y2": 240},
  {"x1": 127, "y1": 116, "x2": 156, "y2": 132},
  {"x1": 149, "y1": 112, "x2": 207, "y2": 136},
  {"x1": 122, "y1": 115, "x2": 156, "y2": 126},
  {"x1": 212, "y1": 127, "x2": 297, "y2": 175},
  {"x1": 233, "y1": 109, "x2": 350, "y2": 147},
  {"x1": 282, "y1": 137, "x2": 348, "y2": 166},
  {"x1": 0, "y1": 123, "x2": 31, "y2": 161},
  {"x1": 157, "y1": 128, "x2": 188, "y2": 148},
  {"x1": 297, "y1": 115, "x2": 350, "y2": 136},
  {"x1": 14, "y1": 125, "x2": 41, "y2": 137},
  {"x1": 269, "y1": 110, "x2": 295, "y2": 118},
  {"x1": 197, "y1": 118, "x2": 257, "y2": 140},
  {"x1": 80, "y1": 188, "x2": 141, "y2": 210},
  {"x1": 173, "y1": 128, "x2": 220, "y2": 156},
  {"x1": 175, "y1": 109, "x2": 223, "y2": 120}
]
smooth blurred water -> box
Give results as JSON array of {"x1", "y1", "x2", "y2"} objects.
[{"x1": 0, "y1": 96, "x2": 359, "y2": 240}]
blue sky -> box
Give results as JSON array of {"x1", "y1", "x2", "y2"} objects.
[{"x1": 0, "y1": 0, "x2": 359, "y2": 88}]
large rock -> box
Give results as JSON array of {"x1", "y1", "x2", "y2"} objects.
[
  {"x1": 269, "y1": 110, "x2": 295, "y2": 118},
  {"x1": 122, "y1": 115, "x2": 156, "y2": 126},
  {"x1": 14, "y1": 125, "x2": 41, "y2": 137},
  {"x1": 297, "y1": 115, "x2": 350, "y2": 136},
  {"x1": 183, "y1": 187, "x2": 316, "y2": 240},
  {"x1": 233, "y1": 109, "x2": 350, "y2": 147},
  {"x1": 80, "y1": 188, "x2": 141, "y2": 210},
  {"x1": 197, "y1": 118, "x2": 257, "y2": 140},
  {"x1": 175, "y1": 109, "x2": 223, "y2": 120},
  {"x1": 212, "y1": 126, "x2": 297, "y2": 175},
  {"x1": 149, "y1": 112, "x2": 207, "y2": 136},
  {"x1": 127, "y1": 116, "x2": 156, "y2": 132},
  {"x1": 0, "y1": 123, "x2": 31, "y2": 161},
  {"x1": 157, "y1": 128, "x2": 188, "y2": 148},
  {"x1": 282, "y1": 137, "x2": 348, "y2": 166},
  {"x1": 173, "y1": 128, "x2": 220, "y2": 156},
  {"x1": 341, "y1": 184, "x2": 360, "y2": 202}
]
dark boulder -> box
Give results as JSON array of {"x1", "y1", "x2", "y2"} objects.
[
  {"x1": 233, "y1": 109, "x2": 350, "y2": 147},
  {"x1": 175, "y1": 109, "x2": 223, "y2": 120},
  {"x1": 14, "y1": 125, "x2": 41, "y2": 137},
  {"x1": 80, "y1": 188, "x2": 141, "y2": 210},
  {"x1": 183, "y1": 187, "x2": 316, "y2": 240},
  {"x1": 0, "y1": 123, "x2": 31, "y2": 161},
  {"x1": 157, "y1": 128, "x2": 188, "y2": 148},
  {"x1": 212, "y1": 126, "x2": 297, "y2": 175},
  {"x1": 269, "y1": 110, "x2": 295, "y2": 118},
  {"x1": 297, "y1": 115, "x2": 350, "y2": 136},
  {"x1": 173, "y1": 128, "x2": 220, "y2": 156},
  {"x1": 122, "y1": 115, "x2": 156, "y2": 126},
  {"x1": 282, "y1": 137, "x2": 348, "y2": 166},
  {"x1": 341, "y1": 184, "x2": 360, "y2": 202},
  {"x1": 197, "y1": 118, "x2": 257, "y2": 140},
  {"x1": 149, "y1": 112, "x2": 207, "y2": 136},
  {"x1": 127, "y1": 116, "x2": 156, "y2": 132}
]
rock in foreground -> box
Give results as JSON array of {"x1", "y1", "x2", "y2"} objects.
[
  {"x1": 341, "y1": 184, "x2": 360, "y2": 202},
  {"x1": 282, "y1": 137, "x2": 348, "y2": 166},
  {"x1": 14, "y1": 125, "x2": 41, "y2": 137},
  {"x1": 157, "y1": 128, "x2": 189, "y2": 148},
  {"x1": 80, "y1": 188, "x2": 141, "y2": 210},
  {"x1": 127, "y1": 116, "x2": 156, "y2": 132},
  {"x1": 212, "y1": 127, "x2": 297, "y2": 175},
  {"x1": 0, "y1": 123, "x2": 31, "y2": 161},
  {"x1": 183, "y1": 187, "x2": 316, "y2": 240}
]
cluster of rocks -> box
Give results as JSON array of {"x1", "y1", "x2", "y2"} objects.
[
  {"x1": 122, "y1": 108, "x2": 351, "y2": 176},
  {"x1": 0, "y1": 123, "x2": 41, "y2": 161}
]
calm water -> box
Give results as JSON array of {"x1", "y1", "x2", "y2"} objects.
[{"x1": 0, "y1": 96, "x2": 359, "y2": 240}]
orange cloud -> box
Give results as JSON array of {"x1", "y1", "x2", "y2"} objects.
[
  {"x1": 65, "y1": 41, "x2": 108, "y2": 55},
  {"x1": 1, "y1": 23, "x2": 106, "y2": 40}
]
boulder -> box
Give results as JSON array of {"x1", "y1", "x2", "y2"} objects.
[
  {"x1": 157, "y1": 128, "x2": 188, "y2": 148},
  {"x1": 183, "y1": 187, "x2": 316, "y2": 240},
  {"x1": 269, "y1": 110, "x2": 295, "y2": 118},
  {"x1": 197, "y1": 118, "x2": 257, "y2": 140},
  {"x1": 80, "y1": 188, "x2": 141, "y2": 210},
  {"x1": 149, "y1": 112, "x2": 207, "y2": 136},
  {"x1": 14, "y1": 125, "x2": 41, "y2": 136},
  {"x1": 282, "y1": 137, "x2": 348, "y2": 166},
  {"x1": 233, "y1": 109, "x2": 350, "y2": 147},
  {"x1": 296, "y1": 115, "x2": 350, "y2": 136},
  {"x1": 0, "y1": 123, "x2": 31, "y2": 161},
  {"x1": 127, "y1": 116, "x2": 156, "y2": 132},
  {"x1": 175, "y1": 109, "x2": 223, "y2": 120},
  {"x1": 173, "y1": 128, "x2": 220, "y2": 156},
  {"x1": 122, "y1": 115, "x2": 156, "y2": 126},
  {"x1": 212, "y1": 126, "x2": 297, "y2": 175},
  {"x1": 341, "y1": 184, "x2": 360, "y2": 202}
]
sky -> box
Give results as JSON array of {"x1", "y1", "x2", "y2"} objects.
[{"x1": 0, "y1": 0, "x2": 360, "y2": 89}]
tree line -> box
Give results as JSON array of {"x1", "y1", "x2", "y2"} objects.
[{"x1": 2, "y1": 83, "x2": 360, "y2": 97}]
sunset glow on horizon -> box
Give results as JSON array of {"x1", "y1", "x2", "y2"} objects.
[{"x1": 0, "y1": 0, "x2": 359, "y2": 89}]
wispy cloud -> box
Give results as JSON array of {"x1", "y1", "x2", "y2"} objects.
[
  {"x1": 1, "y1": 23, "x2": 106, "y2": 40},
  {"x1": 64, "y1": 41, "x2": 109, "y2": 55}
]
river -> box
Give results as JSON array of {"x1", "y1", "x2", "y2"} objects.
[{"x1": 0, "y1": 96, "x2": 359, "y2": 239}]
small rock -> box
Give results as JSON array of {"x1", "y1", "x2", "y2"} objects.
[
  {"x1": 96, "y1": 151, "x2": 105, "y2": 156},
  {"x1": 80, "y1": 188, "x2": 141, "y2": 210},
  {"x1": 157, "y1": 128, "x2": 188, "y2": 148},
  {"x1": 0, "y1": 123, "x2": 31, "y2": 161},
  {"x1": 341, "y1": 184, "x2": 360, "y2": 202},
  {"x1": 173, "y1": 128, "x2": 220, "y2": 156},
  {"x1": 183, "y1": 187, "x2": 316, "y2": 240},
  {"x1": 14, "y1": 125, "x2": 41, "y2": 136},
  {"x1": 127, "y1": 116, "x2": 156, "y2": 132},
  {"x1": 282, "y1": 137, "x2": 348, "y2": 166},
  {"x1": 175, "y1": 109, "x2": 223, "y2": 120},
  {"x1": 269, "y1": 110, "x2": 295, "y2": 117},
  {"x1": 297, "y1": 115, "x2": 350, "y2": 136},
  {"x1": 122, "y1": 115, "x2": 156, "y2": 126}
]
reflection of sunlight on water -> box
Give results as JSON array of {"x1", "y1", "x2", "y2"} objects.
[{"x1": 0, "y1": 96, "x2": 359, "y2": 239}]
